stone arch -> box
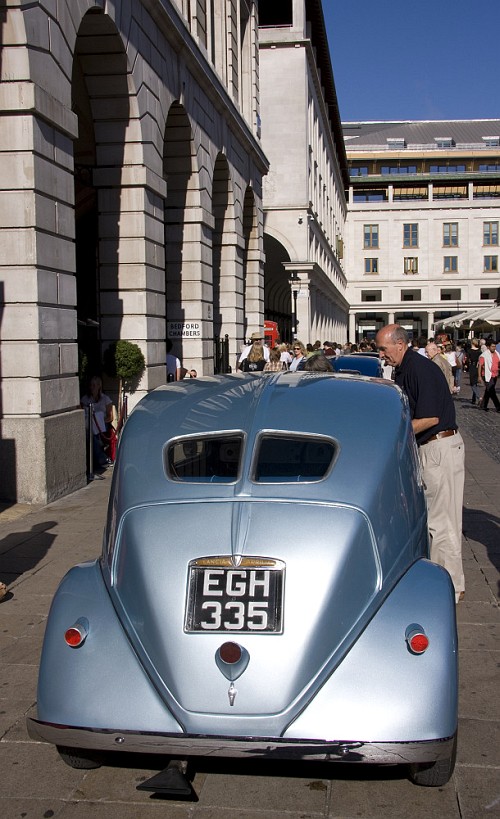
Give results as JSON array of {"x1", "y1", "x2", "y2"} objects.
[
  {"x1": 263, "y1": 233, "x2": 293, "y2": 342},
  {"x1": 163, "y1": 101, "x2": 202, "y2": 367},
  {"x1": 72, "y1": 8, "x2": 141, "y2": 398}
]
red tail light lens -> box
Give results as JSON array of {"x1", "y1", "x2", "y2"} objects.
[
  {"x1": 219, "y1": 641, "x2": 242, "y2": 664},
  {"x1": 405, "y1": 624, "x2": 429, "y2": 654},
  {"x1": 64, "y1": 618, "x2": 89, "y2": 648}
]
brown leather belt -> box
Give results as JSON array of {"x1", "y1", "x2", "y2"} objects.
[{"x1": 420, "y1": 429, "x2": 458, "y2": 445}]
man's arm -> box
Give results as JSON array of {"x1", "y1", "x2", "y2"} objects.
[
  {"x1": 412, "y1": 416, "x2": 439, "y2": 436},
  {"x1": 478, "y1": 356, "x2": 484, "y2": 385}
]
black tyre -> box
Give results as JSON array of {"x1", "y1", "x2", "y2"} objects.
[
  {"x1": 57, "y1": 745, "x2": 102, "y2": 769},
  {"x1": 408, "y1": 735, "x2": 457, "y2": 787}
]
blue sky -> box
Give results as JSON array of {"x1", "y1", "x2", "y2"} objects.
[{"x1": 323, "y1": 0, "x2": 499, "y2": 122}]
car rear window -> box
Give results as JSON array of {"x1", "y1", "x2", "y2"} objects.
[
  {"x1": 166, "y1": 435, "x2": 243, "y2": 482},
  {"x1": 253, "y1": 435, "x2": 335, "y2": 482}
]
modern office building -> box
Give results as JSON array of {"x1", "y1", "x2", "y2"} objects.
[
  {"x1": 0, "y1": 0, "x2": 267, "y2": 502},
  {"x1": 258, "y1": 0, "x2": 349, "y2": 344},
  {"x1": 343, "y1": 120, "x2": 500, "y2": 341}
]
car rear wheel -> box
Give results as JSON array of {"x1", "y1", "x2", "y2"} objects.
[
  {"x1": 408, "y1": 734, "x2": 457, "y2": 787},
  {"x1": 57, "y1": 746, "x2": 102, "y2": 769}
]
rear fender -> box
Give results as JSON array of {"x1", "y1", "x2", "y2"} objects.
[
  {"x1": 285, "y1": 559, "x2": 457, "y2": 743},
  {"x1": 36, "y1": 561, "x2": 182, "y2": 733}
]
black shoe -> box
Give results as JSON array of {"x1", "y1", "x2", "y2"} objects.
[{"x1": 483, "y1": 407, "x2": 489, "y2": 412}]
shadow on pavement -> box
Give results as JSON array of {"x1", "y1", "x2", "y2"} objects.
[
  {"x1": 0, "y1": 521, "x2": 57, "y2": 585},
  {"x1": 463, "y1": 507, "x2": 500, "y2": 595}
]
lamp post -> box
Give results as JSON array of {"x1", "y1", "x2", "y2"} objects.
[{"x1": 288, "y1": 272, "x2": 300, "y2": 338}]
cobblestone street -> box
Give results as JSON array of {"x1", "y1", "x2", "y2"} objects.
[{"x1": 453, "y1": 377, "x2": 500, "y2": 465}]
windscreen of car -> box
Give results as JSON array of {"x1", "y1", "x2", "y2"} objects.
[
  {"x1": 166, "y1": 434, "x2": 243, "y2": 482},
  {"x1": 253, "y1": 435, "x2": 336, "y2": 482}
]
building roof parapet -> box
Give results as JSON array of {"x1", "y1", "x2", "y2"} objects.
[{"x1": 347, "y1": 143, "x2": 500, "y2": 152}]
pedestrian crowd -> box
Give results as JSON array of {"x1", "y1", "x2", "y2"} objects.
[
  {"x1": 237, "y1": 334, "x2": 383, "y2": 373},
  {"x1": 235, "y1": 331, "x2": 500, "y2": 414}
]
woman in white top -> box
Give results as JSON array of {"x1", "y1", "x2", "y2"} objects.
[{"x1": 289, "y1": 341, "x2": 307, "y2": 371}]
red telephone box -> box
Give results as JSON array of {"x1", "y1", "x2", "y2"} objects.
[{"x1": 264, "y1": 320, "x2": 280, "y2": 348}]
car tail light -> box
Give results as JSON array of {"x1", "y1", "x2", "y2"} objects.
[
  {"x1": 405, "y1": 624, "x2": 429, "y2": 654},
  {"x1": 64, "y1": 617, "x2": 89, "y2": 648},
  {"x1": 219, "y1": 642, "x2": 242, "y2": 664}
]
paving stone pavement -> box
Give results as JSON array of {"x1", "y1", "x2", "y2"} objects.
[{"x1": 0, "y1": 378, "x2": 499, "y2": 818}]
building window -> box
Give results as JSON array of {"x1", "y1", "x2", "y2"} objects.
[
  {"x1": 404, "y1": 257, "x2": 419, "y2": 275},
  {"x1": 353, "y1": 189, "x2": 387, "y2": 202},
  {"x1": 403, "y1": 224, "x2": 418, "y2": 248},
  {"x1": 481, "y1": 288, "x2": 496, "y2": 300},
  {"x1": 361, "y1": 290, "x2": 382, "y2": 302},
  {"x1": 381, "y1": 165, "x2": 417, "y2": 175},
  {"x1": 443, "y1": 256, "x2": 458, "y2": 273},
  {"x1": 483, "y1": 222, "x2": 499, "y2": 245},
  {"x1": 484, "y1": 256, "x2": 498, "y2": 272},
  {"x1": 363, "y1": 224, "x2": 379, "y2": 248},
  {"x1": 386, "y1": 138, "x2": 406, "y2": 149},
  {"x1": 401, "y1": 289, "x2": 421, "y2": 301},
  {"x1": 433, "y1": 185, "x2": 467, "y2": 199},
  {"x1": 474, "y1": 185, "x2": 500, "y2": 199},
  {"x1": 258, "y1": 1, "x2": 293, "y2": 26},
  {"x1": 479, "y1": 163, "x2": 500, "y2": 172},
  {"x1": 430, "y1": 164, "x2": 465, "y2": 173},
  {"x1": 434, "y1": 137, "x2": 454, "y2": 148},
  {"x1": 440, "y1": 289, "x2": 461, "y2": 301},
  {"x1": 393, "y1": 187, "x2": 428, "y2": 201},
  {"x1": 443, "y1": 223, "x2": 458, "y2": 247},
  {"x1": 364, "y1": 258, "x2": 378, "y2": 274},
  {"x1": 350, "y1": 166, "x2": 369, "y2": 177},
  {"x1": 482, "y1": 136, "x2": 500, "y2": 147}
]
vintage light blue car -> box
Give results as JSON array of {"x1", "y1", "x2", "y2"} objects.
[{"x1": 28, "y1": 372, "x2": 458, "y2": 790}]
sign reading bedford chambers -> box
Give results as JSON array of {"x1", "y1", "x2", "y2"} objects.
[{"x1": 167, "y1": 321, "x2": 202, "y2": 339}]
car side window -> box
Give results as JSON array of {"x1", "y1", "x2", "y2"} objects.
[
  {"x1": 254, "y1": 435, "x2": 335, "y2": 482},
  {"x1": 166, "y1": 435, "x2": 243, "y2": 482}
]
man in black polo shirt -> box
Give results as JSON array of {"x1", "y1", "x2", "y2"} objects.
[{"x1": 375, "y1": 324, "x2": 465, "y2": 603}]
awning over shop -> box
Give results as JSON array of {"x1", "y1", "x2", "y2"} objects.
[
  {"x1": 473, "y1": 185, "x2": 500, "y2": 198},
  {"x1": 435, "y1": 304, "x2": 500, "y2": 330},
  {"x1": 432, "y1": 185, "x2": 467, "y2": 198}
]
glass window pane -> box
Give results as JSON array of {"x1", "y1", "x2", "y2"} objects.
[
  {"x1": 167, "y1": 435, "x2": 243, "y2": 482},
  {"x1": 254, "y1": 435, "x2": 335, "y2": 482}
]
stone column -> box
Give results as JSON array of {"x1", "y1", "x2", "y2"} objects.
[
  {"x1": 96, "y1": 168, "x2": 168, "y2": 406},
  {"x1": 0, "y1": 103, "x2": 86, "y2": 502}
]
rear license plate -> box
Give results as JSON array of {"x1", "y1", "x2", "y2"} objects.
[{"x1": 185, "y1": 559, "x2": 284, "y2": 633}]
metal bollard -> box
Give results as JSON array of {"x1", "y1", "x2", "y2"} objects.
[{"x1": 87, "y1": 402, "x2": 94, "y2": 480}]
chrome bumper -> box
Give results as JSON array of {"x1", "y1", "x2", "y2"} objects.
[{"x1": 27, "y1": 718, "x2": 455, "y2": 765}]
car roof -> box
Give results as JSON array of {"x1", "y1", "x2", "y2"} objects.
[{"x1": 113, "y1": 373, "x2": 407, "y2": 510}]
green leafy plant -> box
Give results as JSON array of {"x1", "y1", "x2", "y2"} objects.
[{"x1": 103, "y1": 340, "x2": 145, "y2": 417}]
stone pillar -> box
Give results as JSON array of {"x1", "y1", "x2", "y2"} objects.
[
  {"x1": 165, "y1": 206, "x2": 214, "y2": 374},
  {"x1": 0, "y1": 103, "x2": 87, "y2": 502},
  {"x1": 96, "y1": 168, "x2": 168, "y2": 406},
  {"x1": 349, "y1": 313, "x2": 356, "y2": 342}
]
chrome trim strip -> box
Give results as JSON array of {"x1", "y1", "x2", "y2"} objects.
[{"x1": 27, "y1": 718, "x2": 455, "y2": 765}]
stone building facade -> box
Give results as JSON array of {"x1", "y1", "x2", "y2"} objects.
[
  {"x1": 0, "y1": 0, "x2": 268, "y2": 503},
  {"x1": 344, "y1": 120, "x2": 500, "y2": 341},
  {"x1": 258, "y1": 0, "x2": 349, "y2": 345}
]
